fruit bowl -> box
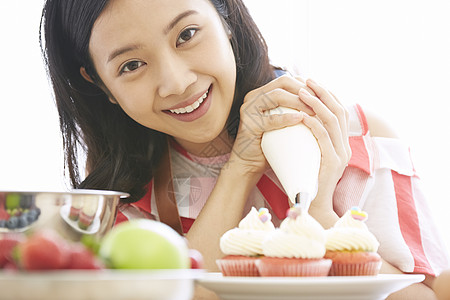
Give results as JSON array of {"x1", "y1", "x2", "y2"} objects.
[{"x1": 0, "y1": 190, "x2": 129, "y2": 242}]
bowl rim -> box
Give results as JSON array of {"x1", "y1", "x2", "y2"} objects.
[{"x1": 0, "y1": 189, "x2": 130, "y2": 198}]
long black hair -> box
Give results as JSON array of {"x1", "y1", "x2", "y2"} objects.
[{"x1": 40, "y1": 0, "x2": 274, "y2": 203}]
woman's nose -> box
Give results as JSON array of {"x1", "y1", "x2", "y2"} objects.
[{"x1": 157, "y1": 52, "x2": 197, "y2": 98}]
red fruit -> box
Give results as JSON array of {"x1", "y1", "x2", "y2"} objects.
[
  {"x1": 188, "y1": 249, "x2": 204, "y2": 269},
  {"x1": 0, "y1": 233, "x2": 25, "y2": 268},
  {"x1": 67, "y1": 244, "x2": 104, "y2": 270},
  {"x1": 3, "y1": 261, "x2": 19, "y2": 271},
  {"x1": 0, "y1": 209, "x2": 9, "y2": 220},
  {"x1": 18, "y1": 230, "x2": 70, "y2": 270},
  {"x1": 0, "y1": 196, "x2": 9, "y2": 220}
]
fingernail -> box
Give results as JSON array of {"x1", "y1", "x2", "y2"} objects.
[
  {"x1": 299, "y1": 88, "x2": 309, "y2": 95},
  {"x1": 307, "y1": 78, "x2": 316, "y2": 85},
  {"x1": 287, "y1": 111, "x2": 302, "y2": 121},
  {"x1": 299, "y1": 111, "x2": 309, "y2": 118}
]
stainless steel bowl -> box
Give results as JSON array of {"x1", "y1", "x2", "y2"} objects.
[{"x1": 0, "y1": 190, "x2": 129, "y2": 242}]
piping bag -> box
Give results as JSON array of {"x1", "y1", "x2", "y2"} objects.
[{"x1": 261, "y1": 107, "x2": 321, "y2": 212}]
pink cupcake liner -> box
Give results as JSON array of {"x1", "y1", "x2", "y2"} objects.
[
  {"x1": 216, "y1": 257, "x2": 260, "y2": 277},
  {"x1": 329, "y1": 260, "x2": 382, "y2": 276},
  {"x1": 68, "y1": 206, "x2": 81, "y2": 221},
  {"x1": 256, "y1": 257, "x2": 332, "y2": 277}
]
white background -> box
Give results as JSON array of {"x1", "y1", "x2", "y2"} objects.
[{"x1": 0, "y1": 1, "x2": 449, "y2": 252}]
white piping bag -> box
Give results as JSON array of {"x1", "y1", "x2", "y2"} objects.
[{"x1": 261, "y1": 107, "x2": 321, "y2": 211}]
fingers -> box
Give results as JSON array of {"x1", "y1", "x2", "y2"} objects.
[
  {"x1": 254, "y1": 74, "x2": 307, "y2": 96},
  {"x1": 258, "y1": 88, "x2": 315, "y2": 115},
  {"x1": 244, "y1": 75, "x2": 315, "y2": 114},
  {"x1": 306, "y1": 79, "x2": 351, "y2": 161},
  {"x1": 264, "y1": 111, "x2": 304, "y2": 131},
  {"x1": 294, "y1": 75, "x2": 316, "y2": 96},
  {"x1": 306, "y1": 79, "x2": 349, "y2": 133},
  {"x1": 241, "y1": 75, "x2": 316, "y2": 127},
  {"x1": 300, "y1": 112, "x2": 336, "y2": 160},
  {"x1": 239, "y1": 94, "x2": 305, "y2": 135},
  {"x1": 298, "y1": 80, "x2": 351, "y2": 163}
]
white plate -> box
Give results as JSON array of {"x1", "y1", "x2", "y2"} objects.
[
  {"x1": 0, "y1": 269, "x2": 204, "y2": 300},
  {"x1": 197, "y1": 273, "x2": 425, "y2": 300}
]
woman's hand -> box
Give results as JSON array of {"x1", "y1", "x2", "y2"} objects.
[
  {"x1": 228, "y1": 75, "x2": 315, "y2": 176},
  {"x1": 228, "y1": 75, "x2": 350, "y2": 224},
  {"x1": 298, "y1": 79, "x2": 351, "y2": 217}
]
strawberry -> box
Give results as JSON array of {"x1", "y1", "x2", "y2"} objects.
[
  {"x1": 0, "y1": 233, "x2": 25, "y2": 268},
  {"x1": 67, "y1": 244, "x2": 104, "y2": 270},
  {"x1": 0, "y1": 195, "x2": 9, "y2": 221},
  {"x1": 188, "y1": 249, "x2": 204, "y2": 269},
  {"x1": 17, "y1": 230, "x2": 70, "y2": 270},
  {"x1": 0, "y1": 209, "x2": 9, "y2": 221}
]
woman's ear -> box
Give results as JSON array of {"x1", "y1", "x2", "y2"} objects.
[
  {"x1": 80, "y1": 67, "x2": 118, "y2": 104},
  {"x1": 80, "y1": 67, "x2": 94, "y2": 84},
  {"x1": 219, "y1": 18, "x2": 232, "y2": 40}
]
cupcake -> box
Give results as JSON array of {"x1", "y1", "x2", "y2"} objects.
[
  {"x1": 257, "y1": 205, "x2": 331, "y2": 277},
  {"x1": 216, "y1": 207, "x2": 275, "y2": 276},
  {"x1": 69, "y1": 197, "x2": 83, "y2": 221},
  {"x1": 78, "y1": 196, "x2": 99, "y2": 230},
  {"x1": 325, "y1": 206, "x2": 381, "y2": 276}
]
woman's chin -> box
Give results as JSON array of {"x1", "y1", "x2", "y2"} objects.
[{"x1": 174, "y1": 130, "x2": 232, "y2": 156}]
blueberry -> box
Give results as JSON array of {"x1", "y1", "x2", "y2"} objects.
[
  {"x1": 34, "y1": 207, "x2": 41, "y2": 217},
  {"x1": 29, "y1": 208, "x2": 41, "y2": 219},
  {"x1": 0, "y1": 220, "x2": 6, "y2": 228},
  {"x1": 18, "y1": 215, "x2": 29, "y2": 228},
  {"x1": 6, "y1": 216, "x2": 19, "y2": 229},
  {"x1": 25, "y1": 212, "x2": 36, "y2": 223}
]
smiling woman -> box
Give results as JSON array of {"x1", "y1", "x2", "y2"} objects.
[{"x1": 83, "y1": 0, "x2": 236, "y2": 142}]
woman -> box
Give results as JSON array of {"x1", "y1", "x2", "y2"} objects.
[{"x1": 40, "y1": 0, "x2": 447, "y2": 298}]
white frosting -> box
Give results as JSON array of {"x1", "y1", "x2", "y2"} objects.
[
  {"x1": 238, "y1": 207, "x2": 275, "y2": 231},
  {"x1": 333, "y1": 210, "x2": 369, "y2": 230},
  {"x1": 326, "y1": 209, "x2": 380, "y2": 252},
  {"x1": 280, "y1": 212, "x2": 326, "y2": 244},
  {"x1": 220, "y1": 207, "x2": 275, "y2": 256},
  {"x1": 220, "y1": 229, "x2": 268, "y2": 256},
  {"x1": 262, "y1": 210, "x2": 326, "y2": 258}
]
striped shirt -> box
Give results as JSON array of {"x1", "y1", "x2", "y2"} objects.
[{"x1": 116, "y1": 103, "x2": 449, "y2": 276}]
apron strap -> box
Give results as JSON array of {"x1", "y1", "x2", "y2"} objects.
[{"x1": 154, "y1": 139, "x2": 184, "y2": 235}]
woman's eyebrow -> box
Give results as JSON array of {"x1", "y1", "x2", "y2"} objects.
[
  {"x1": 107, "y1": 44, "x2": 142, "y2": 63},
  {"x1": 106, "y1": 10, "x2": 198, "y2": 64},
  {"x1": 164, "y1": 10, "x2": 198, "y2": 34}
]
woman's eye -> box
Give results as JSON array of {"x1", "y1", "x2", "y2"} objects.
[
  {"x1": 176, "y1": 28, "x2": 198, "y2": 46},
  {"x1": 120, "y1": 60, "x2": 144, "y2": 74}
]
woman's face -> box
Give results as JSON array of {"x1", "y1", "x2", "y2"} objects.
[{"x1": 87, "y1": 0, "x2": 236, "y2": 152}]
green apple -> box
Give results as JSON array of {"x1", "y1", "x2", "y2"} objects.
[
  {"x1": 5, "y1": 193, "x2": 20, "y2": 210},
  {"x1": 99, "y1": 219, "x2": 190, "y2": 269}
]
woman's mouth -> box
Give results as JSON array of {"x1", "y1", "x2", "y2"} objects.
[
  {"x1": 169, "y1": 89, "x2": 209, "y2": 114},
  {"x1": 165, "y1": 85, "x2": 212, "y2": 122}
]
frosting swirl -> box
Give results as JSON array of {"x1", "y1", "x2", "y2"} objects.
[
  {"x1": 262, "y1": 206, "x2": 326, "y2": 259},
  {"x1": 238, "y1": 207, "x2": 275, "y2": 231},
  {"x1": 220, "y1": 207, "x2": 275, "y2": 256},
  {"x1": 326, "y1": 207, "x2": 379, "y2": 252}
]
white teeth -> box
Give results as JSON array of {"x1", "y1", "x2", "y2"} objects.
[{"x1": 170, "y1": 90, "x2": 208, "y2": 114}]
